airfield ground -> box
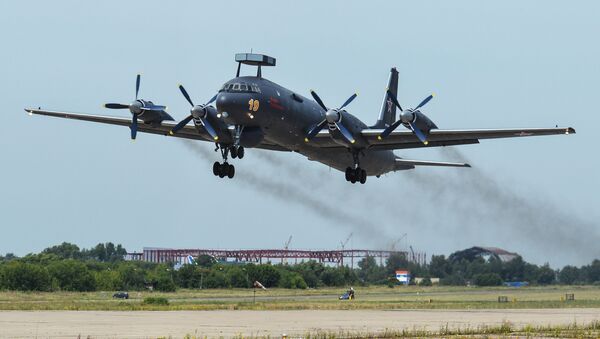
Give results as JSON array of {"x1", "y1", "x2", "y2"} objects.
[{"x1": 1, "y1": 286, "x2": 599, "y2": 338}]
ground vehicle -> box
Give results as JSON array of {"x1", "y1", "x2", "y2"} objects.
[{"x1": 112, "y1": 292, "x2": 129, "y2": 299}]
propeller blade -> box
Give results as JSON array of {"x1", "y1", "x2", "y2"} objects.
[
  {"x1": 140, "y1": 104, "x2": 167, "y2": 111},
  {"x1": 415, "y1": 94, "x2": 434, "y2": 110},
  {"x1": 377, "y1": 120, "x2": 403, "y2": 140},
  {"x1": 339, "y1": 93, "x2": 358, "y2": 110},
  {"x1": 131, "y1": 114, "x2": 138, "y2": 140},
  {"x1": 169, "y1": 115, "x2": 193, "y2": 135},
  {"x1": 409, "y1": 122, "x2": 428, "y2": 144},
  {"x1": 104, "y1": 103, "x2": 129, "y2": 109},
  {"x1": 178, "y1": 85, "x2": 194, "y2": 107},
  {"x1": 310, "y1": 90, "x2": 328, "y2": 111},
  {"x1": 335, "y1": 122, "x2": 356, "y2": 144},
  {"x1": 200, "y1": 118, "x2": 219, "y2": 141},
  {"x1": 386, "y1": 90, "x2": 403, "y2": 111},
  {"x1": 205, "y1": 93, "x2": 217, "y2": 106},
  {"x1": 135, "y1": 74, "x2": 141, "y2": 100},
  {"x1": 304, "y1": 119, "x2": 327, "y2": 142}
]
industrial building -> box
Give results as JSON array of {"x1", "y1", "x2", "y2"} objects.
[{"x1": 126, "y1": 247, "x2": 427, "y2": 268}]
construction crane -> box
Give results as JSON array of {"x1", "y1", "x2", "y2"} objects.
[
  {"x1": 282, "y1": 235, "x2": 292, "y2": 264},
  {"x1": 340, "y1": 232, "x2": 353, "y2": 250},
  {"x1": 390, "y1": 233, "x2": 408, "y2": 251},
  {"x1": 409, "y1": 245, "x2": 416, "y2": 263},
  {"x1": 284, "y1": 235, "x2": 292, "y2": 250}
]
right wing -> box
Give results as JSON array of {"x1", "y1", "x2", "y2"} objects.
[{"x1": 24, "y1": 108, "x2": 289, "y2": 151}]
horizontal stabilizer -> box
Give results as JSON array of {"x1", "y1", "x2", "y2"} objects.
[{"x1": 395, "y1": 158, "x2": 471, "y2": 169}]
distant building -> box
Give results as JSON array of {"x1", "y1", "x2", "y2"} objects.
[{"x1": 449, "y1": 246, "x2": 519, "y2": 263}]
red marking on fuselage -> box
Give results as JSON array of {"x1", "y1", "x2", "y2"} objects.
[{"x1": 269, "y1": 97, "x2": 285, "y2": 110}]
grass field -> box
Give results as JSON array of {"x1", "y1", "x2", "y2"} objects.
[{"x1": 1, "y1": 285, "x2": 599, "y2": 311}]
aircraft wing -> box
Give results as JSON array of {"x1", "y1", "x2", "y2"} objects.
[
  {"x1": 362, "y1": 127, "x2": 575, "y2": 150},
  {"x1": 24, "y1": 108, "x2": 289, "y2": 151}
]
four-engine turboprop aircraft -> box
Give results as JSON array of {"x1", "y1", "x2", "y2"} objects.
[{"x1": 25, "y1": 53, "x2": 575, "y2": 184}]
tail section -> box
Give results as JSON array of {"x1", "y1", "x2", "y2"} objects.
[{"x1": 372, "y1": 67, "x2": 399, "y2": 128}]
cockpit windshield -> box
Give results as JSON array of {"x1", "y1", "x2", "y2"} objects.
[{"x1": 219, "y1": 82, "x2": 261, "y2": 93}]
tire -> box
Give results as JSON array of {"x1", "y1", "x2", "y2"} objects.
[
  {"x1": 227, "y1": 164, "x2": 235, "y2": 178},
  {"x1": 238, "y1": 147, "x2": 245, "y2": 159},
  {"x1": 360, "y1": 169, "x2": 367, "y2": 184},
  {"x1": 219, "y1": 163, "x2": 227, "y2": 178},
  {"x1": 345, "y1": 167, "x2": 352, "y2": 181},
  {"x1": 231, "y1": 147, "x2": 238, "y2": 159},
  {"x1": 213, "y1": 162, "x2": 220, "y2": 176}
]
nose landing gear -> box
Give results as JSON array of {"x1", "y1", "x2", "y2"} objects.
[{"x1": 213, "y1": 144, "x2": 236, "y2": 179}]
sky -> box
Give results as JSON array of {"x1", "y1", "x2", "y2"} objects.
[{"x1": 1, "y1": 0, "x2": 598, "y2": 267}]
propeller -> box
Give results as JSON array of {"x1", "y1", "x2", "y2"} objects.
[
  {"x1": 104, "y1": 74, "x2": 167, "y2": 140},
  {"x1": 169, "y1": 85, "x2": 219, "y2": 141},
  {"x1": 377, "y1": 90, "x2": 434, "y2": 144},
  {"x1": 304, "y1": 90, "x2": 358, "y2": 144}
]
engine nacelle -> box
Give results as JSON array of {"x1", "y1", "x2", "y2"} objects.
[{"x1": 405, "y1": 110, "x2": 438, "y2": 133}]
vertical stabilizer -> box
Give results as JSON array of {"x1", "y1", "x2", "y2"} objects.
[{"x1": 373, "y1": 68, "x2": 399, "y2": 128}]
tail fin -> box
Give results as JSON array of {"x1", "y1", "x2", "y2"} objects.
[{"x1": 372, "y1": 67, "x2": 399, "y2": 128}]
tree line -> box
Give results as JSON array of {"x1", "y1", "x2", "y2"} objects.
[{"x1": 1, "y1": 242, "x2": 599, "y2": 292}]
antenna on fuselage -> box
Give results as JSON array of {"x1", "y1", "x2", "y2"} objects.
[{"x1": 234, "y1": 53, "x2": 276, "y2": 78}]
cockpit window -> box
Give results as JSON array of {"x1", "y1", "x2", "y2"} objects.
[{"x1": 219, "y1": 82, "x2": 261, "y2": 93}]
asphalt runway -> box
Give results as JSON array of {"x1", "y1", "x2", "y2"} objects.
[{"x1": 1, "y1": 309, "x2": 599, "y2": 338}]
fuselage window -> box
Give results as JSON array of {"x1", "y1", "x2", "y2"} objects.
[
  {"x1": 240, "y1": 83, "x2": 248, "y2": 91},
  {"x1": 232, "y1": 83, "x2": 240, "y2": 91}
]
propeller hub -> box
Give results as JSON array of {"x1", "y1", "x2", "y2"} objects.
[
  {"x1": 129, "y1": 100, "x2": 143, "y2": 114},
  {"x1": 400, "y1": 109, "x2": 416, "y2": 124},
  {"x1": 325, "y1": 109, "x2": 341, "y2": 124},
  {"x1": 191, "y1": 105, "x2": 207, "y2": 119}
]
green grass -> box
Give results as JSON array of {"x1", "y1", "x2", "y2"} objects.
[
  {"x1": 175, "y1": 321, "x2": 600, "y2": 339},
  {"x1": 0, "y1": 285, "x2": 599, "y2": 311}
]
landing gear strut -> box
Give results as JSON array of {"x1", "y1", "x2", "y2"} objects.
[
  {"x1": 213, "y1": 144, "x2": 235, "y2": 179},
  {"x1": 345, "y1": 151, "x2": 367, "y2": 184}
]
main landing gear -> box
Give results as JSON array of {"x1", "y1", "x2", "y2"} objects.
[
  {"x1": 345, "y1": 167, "x2": 367, "y2": 184},
  {"x1": 345, "y1": 151, "x2": 367, "y2": 184},
  {"x1": 213, "y1": 143, "x2": 245, "y2": 179}
]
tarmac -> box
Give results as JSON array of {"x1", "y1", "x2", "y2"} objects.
[{"x1": 1, "y1": 308, "x2": 599, "y2": 338}]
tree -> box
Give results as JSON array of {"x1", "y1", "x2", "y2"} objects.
[
  {"x1": 196, "y1": 255, "x2": 216, "y2": 268},
  {"x1": 117, "y1": 263, "x2": 146, "y2": 290},
  {"x1": 428, "y1": 255, "x2": 449, "y2": 278},
  {"x1": 248, "y1": 264, "x2": 280, "y2": 287},
  {"x1": 474, "y1": 273, "x2": 502, "y2": 286},
  {"x1": 559, "y1": 265, "x2": 580, "y2": 285},
  {"x1": 320, "y1": 267, "x2": 346, "y2": 286},
  {"x1": 536, "y1": 264, "x2": 556, "y2": 285},
  {"x1": 176, "y1": 264, "x2": 203, "y2": 288},
  {"x1": 149, "y1": 265, "x2": 176, "y2": 292},
  {"x1": 48, "y1": 259, "x2": 96, "y2": 291},
  {"x1": 1, "y1": 262, "x2": 51, "y2": 291},
  {"x1": 42, "y1": 242, "x2": 81, "y2": 259}
]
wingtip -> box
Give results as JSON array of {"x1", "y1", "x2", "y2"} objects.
[
  {"x1": 464, "y1": 163, "x2": 472, "y2": 168},
  {"x1": 567, "y1": 127, "x2": 576, "y2": 134}
]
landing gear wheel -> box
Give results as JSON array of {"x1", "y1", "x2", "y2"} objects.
[
  {"x1": 230, "y1": 147, "x2": 238, "y2": 159},
  {"x1": 219, "y1": 163, "x2": 228, "y2": 178},
  {"x1": 227, "y1": 164, "x2": 235, "y2": 178},
  {"x1": 237, "y1": 147, "x2": 245, "y2": 159},
  {"x1": 359, "y1": 169, "x2": 367, "y2": 184},
  {"x1": 345, "y1": 167, "x2": 353, "y2": 181},
  {"x1": 213, "y1": 162, "x2": 220, "y2": 176}
]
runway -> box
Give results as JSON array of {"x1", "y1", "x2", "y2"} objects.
[{"x1": 1, "y1": 308, "x2": 599, "y2": 338}]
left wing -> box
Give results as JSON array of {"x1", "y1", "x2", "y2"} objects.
[
  {"x1": 24, "y1": 108, "x2": 289, "y2": 151},
  {"x1": 362, "y1": 127, "x2": 575, "y2": 150},
  {"x1": 306, "y1": 126, "x2": 574, "y2": 150}
]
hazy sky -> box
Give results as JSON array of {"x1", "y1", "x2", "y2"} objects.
[{"x1": 1, "y1": 0, "x2": 598, "y2": 267}]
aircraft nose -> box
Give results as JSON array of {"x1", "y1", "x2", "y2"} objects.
[{"x1": 216, "y1": 92, "x2": 253, "y2": 121}]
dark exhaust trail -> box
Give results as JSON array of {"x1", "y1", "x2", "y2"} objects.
[
  {"x1": 252, "y1": 146, "x2": 598, "y2": 265},
  {"x1": 402, "y1": 147, "x2": 599, "y2": 265},
  {"x1": 181, "y1": 141, "x2": 392, "y2": 246}
]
